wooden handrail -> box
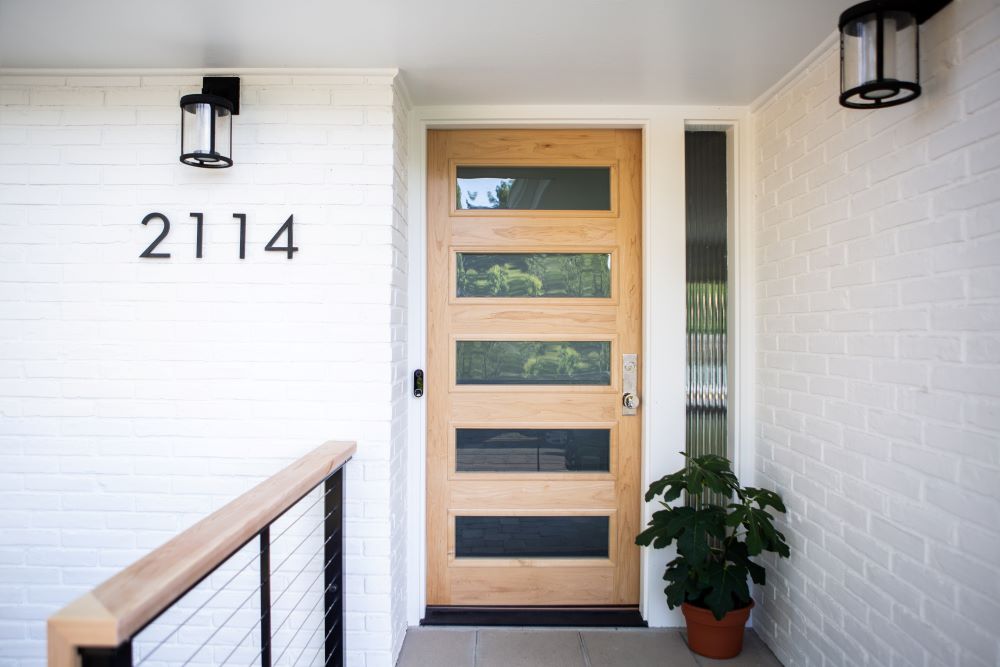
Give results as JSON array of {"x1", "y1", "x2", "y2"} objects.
[{"x1": 47, "y1": 440, "x2": 356, "y2": 667}]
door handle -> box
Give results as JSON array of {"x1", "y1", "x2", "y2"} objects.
[{"x1": 622, "y1": 353, "x2": 638, "y2": 416}]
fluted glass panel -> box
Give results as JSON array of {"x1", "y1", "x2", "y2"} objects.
[{"x1": 686, "y1": 131, "x2": 729, "y2": 505}]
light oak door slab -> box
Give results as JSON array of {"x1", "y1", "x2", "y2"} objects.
[{"x1": 427, "y1": 129, "x2": 642, "y2": 607}]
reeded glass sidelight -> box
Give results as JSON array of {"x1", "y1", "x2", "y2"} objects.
[{"x1": 685, "y1": 129, "x2": 729, "y2": 496}]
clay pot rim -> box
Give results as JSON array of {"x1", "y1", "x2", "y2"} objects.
[
  {"x1": 681, "y1": 598, "x2": 755, "y2": 613},
  {"x1": 681, "y1": 599, "x2": 755, "y2": 626}
]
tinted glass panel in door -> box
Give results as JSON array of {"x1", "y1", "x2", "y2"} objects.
[
  {"x1": 455, "y1": 516, "x2": 609, "y2": 558},
  {"x1": 456, "y1": 428, "x2": 611, "y2": 472},
  {"x1": 456, "y1": 166, "x2": 611, "y2": 210}
]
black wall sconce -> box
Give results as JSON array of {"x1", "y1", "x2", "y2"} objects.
[
  {"x1": 180, "y1": 77, "x2": 240, "y2": 168},
  {"x1": 839, "y1": 0, "x2": 953, "y2": 108}
]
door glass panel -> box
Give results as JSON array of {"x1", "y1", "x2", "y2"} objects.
[
  {"x1": 456, "y1": 428, "x2": 610, "y2": 472},
  {"x1": 456, "y1": 341, "x2": 611, "y2": 385},
  {"x1": 456, "y1": 166, "x2": 611, "y2": 211},
  {"x1": 455, "y1": 516, "x2": 609, "y2": 558},
  {"x1": 456, "y1": 253, "x2": 611, "y2": 298}
]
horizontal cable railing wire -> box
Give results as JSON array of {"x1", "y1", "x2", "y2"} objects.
[
  {"x1": 47, "y1": 441, "x2": 354, "y2": 667},
  {"x1": 131, "y1": 481, "x2": 343, "y2": 667}
]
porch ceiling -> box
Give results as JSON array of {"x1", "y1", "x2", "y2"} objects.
[{"x1": 0, "y1": 0, "x2": 854, "y2": 106}]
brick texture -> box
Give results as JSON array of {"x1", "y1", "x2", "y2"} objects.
[
  {"x1": 0, "y1": 72, "x2": 407, "y2": 667},
  {"x1": 752, "y1": 2, "x2": 1000, "y2": 665}
]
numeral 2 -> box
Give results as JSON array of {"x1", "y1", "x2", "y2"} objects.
[
  {"x1": 265, "y1": 215, "x2": 299, "y2": 259},
  {"x1": 139, "y1": 212, "x2": 170, "y2": 258}
]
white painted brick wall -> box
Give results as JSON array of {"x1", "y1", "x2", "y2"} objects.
[
  {"x1": 387, "y1": 81, "x2": 410, "y2": 665},
  {"x1": 0, "y1": 70, "x2": 407, "y2": 667},
  {"x1": 752, "y1": 1, "x2": 1000, "y2": 665}
]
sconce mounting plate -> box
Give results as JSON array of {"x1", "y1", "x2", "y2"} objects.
[
  {"x1": 202, "y1": 76, "x2": 240, "y2": 115},
  {"x1": 913, "y1": 0, "x2": 953, "y2": 23}
]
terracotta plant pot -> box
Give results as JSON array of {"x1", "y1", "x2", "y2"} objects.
[{"x1": 682, "y1": 599, "x2": 754, "y2": 659}]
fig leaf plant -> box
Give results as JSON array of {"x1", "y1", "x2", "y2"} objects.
[{"x1": 636, "y1": 453, "x2": 791, "y2": 620}]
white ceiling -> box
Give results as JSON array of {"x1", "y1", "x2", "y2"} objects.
[{"x1": 0, "y1": 0, "x2": 854, "y2": 106}]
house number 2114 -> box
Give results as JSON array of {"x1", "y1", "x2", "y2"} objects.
[{"x1": 139, "y1": 212, "x2": 299, "y2": 260}]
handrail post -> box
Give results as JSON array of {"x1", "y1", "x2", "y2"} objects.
[
  {"x1": 259, "y1": 527, "x2": 272, "y2": 667},
  {"x1": 79, "y1": 640, "x2": 132, "y2": 667},
  {"x1": 324, "y1": 469, "x2": 344, "y2": 667}
]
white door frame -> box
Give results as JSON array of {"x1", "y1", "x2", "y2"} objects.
[{"x1": 405, "y1": 105, "x2": 754, "y2": 627}]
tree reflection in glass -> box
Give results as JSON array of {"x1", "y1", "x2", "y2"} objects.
[
  {"x1": 457, "y1": 253, "x2": 611, "y2": 298},
  {"x1": 457, "y1": 341, "x2": 611, "y2": 385},
  {"x1": 456, "y1": 166, "x2": 611, "y2": 210}
]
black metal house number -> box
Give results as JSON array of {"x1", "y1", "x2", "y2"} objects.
[{"x1": 139, "y1": 212, "x2": 299, "y2": 259}]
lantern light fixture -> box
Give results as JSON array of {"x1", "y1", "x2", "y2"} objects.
[
  {"x1": 839, "y1": 0, "x2": 952, "y2": 109},
  {"x1": 179, "y1": 76, "x2": 240, "y2": 168}
]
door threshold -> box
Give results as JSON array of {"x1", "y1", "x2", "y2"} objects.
[{"x1": 421, "y1": 605, "x2": 647, "y2": 627}]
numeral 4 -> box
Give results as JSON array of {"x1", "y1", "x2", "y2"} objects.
[{"x1": 265, "y1": 215, "x2": 299, "y2": 259}]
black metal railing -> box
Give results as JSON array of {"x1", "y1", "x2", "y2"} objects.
[{"x1": 73, "y1": 459, "x2": 347, "y2": 667}]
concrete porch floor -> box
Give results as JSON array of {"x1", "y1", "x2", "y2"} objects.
[{"x1": 396, "y1": 627, "x2": 782, "y2": 667}]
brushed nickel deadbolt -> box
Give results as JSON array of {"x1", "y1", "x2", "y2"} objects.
[{"x1": 623, "y1": 353, "x2": 639, "y2": 416}]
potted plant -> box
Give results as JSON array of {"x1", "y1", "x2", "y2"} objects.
[{"x1": 636, "y1": 453, "x2": 790, "y2": 659}]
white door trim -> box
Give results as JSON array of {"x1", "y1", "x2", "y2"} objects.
[{"x1": 405, "y1": 105, "x2": 754, "y2": 628}]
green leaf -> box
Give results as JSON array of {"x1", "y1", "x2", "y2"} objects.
[
  {"x1": 745, "y1": 521, "x2": 763, "y2": 556},
  {"x1": 684, "y1": 454, "x2": 740, "y2": 498},
  {"x1": 636, "y1": 508, "x2": 677, "y2": 549},
  {"x1": 663, "y1": 557, "x2": 709, "y2": 609},
  {"x1": 771, "y1": 526, "x2": 791, "y2": 559},
  {"x1": 662, "y1": 559, "x2": 691, "y2": 608},
  {"x1": 724, "y1": 502, "x2": 748, "y2": 527},
  {"x1": 724, "y1": 541, "x2": 766, "y2": 586},
  {"x1": 744, "y1": 487, "x2": 787, "y2": 513},
  {"x1": 643, "y1": 467, "x2": 688, "y2": 503},
  {"x1": 701, "y1": 562, "x2": 751, "y2": 621},
  {"x1": 746, "y1": 560, "x2": 766, "y2": 585},
  {"x1": 735, "y1": 504, "x2": 789, "y2": 557},
  {"x1": 669, "y1": 506, "x2": 727, "y2": 563}
]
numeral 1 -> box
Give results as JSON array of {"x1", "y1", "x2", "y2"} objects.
[
  {"x1": 233, "y1": 213, "x2": 246, "y2": 259},
  {"x1": 190, "y1": 212, "x2": 204, "y2": 258}
]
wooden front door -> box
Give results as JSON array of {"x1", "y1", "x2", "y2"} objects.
[{"x1": 426, "y1": 129, "x2": 642, "y2": 608}]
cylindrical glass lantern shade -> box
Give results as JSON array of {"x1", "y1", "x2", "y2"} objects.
[
  {"x1": 840, "y1": 3, "x2": 919, "y2": 108},
  {"x1": 179, "y1": 94, "x2": 233, "y2": 168}
]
